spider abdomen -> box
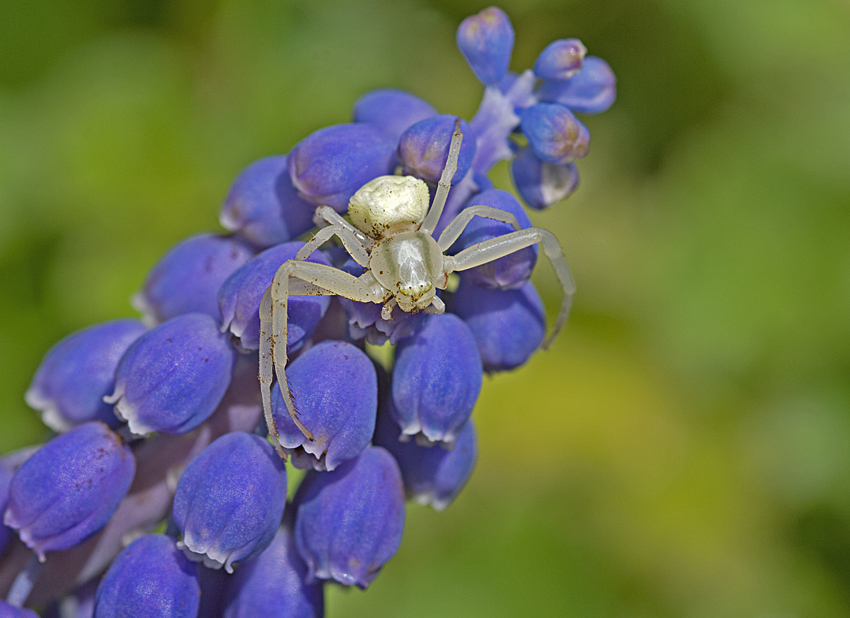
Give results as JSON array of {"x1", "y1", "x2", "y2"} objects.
[{"x1": 348, "y1": 175, "x2": 430, "y2": 238}]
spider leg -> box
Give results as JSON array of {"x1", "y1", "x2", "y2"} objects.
[
  {"x1": 259, "y1": 288, "x2": 288, "y2": 460},
  {"x1": 420, "y1": 118, "x2": 464, "y2": 236},
  {"x1": 381, "y1": 297, "x2": 397, "y2": 321},
  {"x1": 424, "y1": 295, "x2": 445, "y2": 314},
  {"x1": 312, "y1": 205, "x2": 372, "y2": 246},
  {"x1": 295, "y1": 222, "x2": 371, "y2": 267},
  {"x1": 443, "y1": 227, "x2": 575, "y2": 349},
  {"x1": 436, "y1": 204, "x2": 522, "y2": 251},
  {"x1": 263, "y1": 260, "x2": 389, "y2": 451}
]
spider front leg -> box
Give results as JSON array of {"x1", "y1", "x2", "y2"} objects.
[
  {"x1": 260, "y1": 260, "x2": 389, "y2": 456},
  {"x1": 312, "y1": 205, "x2": 371, "y2": 244},
  {"x1": 259, "y1": 288, "x2": 290, "y2": 460},
  {"x1": 295, "y1": 221, "x2": 371, "y2": 267},
  {"x1": 419, "y1": 117, "x2": 464, "y2": 236},
  {"x1": 436, "y1": 204, "x2": 523, "y2": 251},
  {"x1": 444, "y1": 227, "x2": 576, "y2": 348}
]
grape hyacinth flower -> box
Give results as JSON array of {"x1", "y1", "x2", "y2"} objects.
[
  {"x1": 218, "y1": 242, "x2": 331, "y2": 353},
  {"x1": 374, "y1": 390, "x2": 478, "y2": 510},
  {"x1": 223, "y1": 525, "x2": 323, "y2": 618},
  {"x1": 4, "y1": 423, "x2": 135, "y2": 561},
  {"x1": 0, "y1": 7, "x2": 614, "y2": 615},
  {"x1": 173, "y1": 432, "x2": 287, "y2": 573},
  {"x1": 93, "y1": 534, "x2": 201, "y2": 618},
  {"x1": 293, "y1": 446, "x2": 405, "y2": 588},
  {"x1": 271, "y1": 341, "x2": 377, "y2": 471},
  {"x1": 24, "y1": 319, "x2": 147, "y2": 432},
  {"x1": 392, "y1": 313, "x2": 483, "y2": 446},
  {"x1": 105, "y1": 313, "x2": 238, "y2": 436},
  {"x1": 132, "y1": 234, "x2": 254, "y2": 325}
]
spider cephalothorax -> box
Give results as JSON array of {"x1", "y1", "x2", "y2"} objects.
[{"x1": 259, "y1": 119, "x2": 574, "y2": 457}]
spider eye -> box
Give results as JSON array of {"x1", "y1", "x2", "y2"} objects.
[{"x1": 399, "y1": 282, "x2": 431, "y2": 299}]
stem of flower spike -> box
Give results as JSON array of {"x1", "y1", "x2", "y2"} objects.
[{"x1": 6, "y1": 555, "x2": 42, "y2": 607}]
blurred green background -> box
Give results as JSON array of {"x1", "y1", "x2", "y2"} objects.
[{"x1": 2, "y1": 0, "x2": 849, "y2": 615}]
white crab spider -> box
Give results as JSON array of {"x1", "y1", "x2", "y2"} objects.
[{"x1": 259, "y1": 119, "x2": 575, "y2": 459}]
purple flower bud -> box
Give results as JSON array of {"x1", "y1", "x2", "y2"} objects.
[
  {"x1": 392, "y1": 314, "x2": 483, "y2": 445},
  {"x1": 448, "y1": 279, "x2": 546, "y2": 372},
  {"x1": 337, "y1": 259, "x2": 427, "y2": 345},
  {"x1": 520, "y1": 103, "x2": 590, "y2": 165},
  {"x1": 219, "y1": 242, "x2": 331, "y2": 352},
  {"x1": 456, "y1": 7, "x2": 514, "y2": 86},
  {"x1": 535, "y1": 56, "x2": 617, "y2": 114},
  {"x1": 272, "y1": 341, "x2": 377, "y2": 471},
  {"x1": 25, "y1": 319, "x2": 147, "y2": 431},
  {"x1": 133, "y1": 234, "x2": 254, "y2": 325},
  {"x1": 293, "y1": 446, "x2": 405, "y2": 588},
  {"x1": 224, "y1": 527, "x2": 324, "y2": 618},
  {"x1": 287, "y1": 124, "x2": 397, "y2": 212},
  {"x1": 533, "y1": 38, "x2": 587, "y2": 80},
  {"x1": 220, "y1": 156, "x2": 317, "y2": 248},
  {"x1": 0, "y1": 601, "x2": 38, "y2": 618},
  {"x1": 4, "y1": 422, "x2": 135, "y2": 560},
  {"x1": 353, "y1": 88, "x2": 438, "y2": 143},
  {"x1": 0, "y1": 460, "x2": 15, "y2": 557},
  {"x1": 374, "y1": 402, "x2": 477, "y2": 511},
  {"x1": 173, "y1": 432, "x2": 287, "y2": 573},
  {"x1": 106, "y1": 313, "x2": 237, "y2": 435},
  {"x1": 398, "y1": 115, "x2": 476, "y2": 184},
  {"x1": 93, "y1": 534, "x2": 200, "y2": 618},
  {"x1": 511, "y1": 145, "x2": 579, "y2": 210},
  {"x1": 452, "y1": 189, "x2": 538, "y2": 290}
]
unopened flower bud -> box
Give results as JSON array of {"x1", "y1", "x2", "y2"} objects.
[
  {"x1": 456, "y1": 7, "x2": 514, "y2": 86},
  {"x1": 534, "y1": 38, "x2": 587, "y2": 80},
  {"x1": 535, "y1": 56, "x2": 617, "y2": 114},
  {"x1": 293, "y1": 446, "x2": 405, "y2": 588},
  {"x1": 133, "y1": 234, "x2": 254, "y2": 325},
  {"x1": 93, "y1": 534, "x2": 200, "y2": 618},
  {"x1": 448, "y1": 279, "x2": 546, "y2": 372},
  {"x1": 398, "y1": 115, "x2": 476, "y2": 184},
  {"x1": 173, "y1": 432, "x2": 287, "y2": 573},
  {"x1": 288, "y1": 124, "x2": 396, "y2": 211},
  {"x1": 392, "y1": 314, "x2": 482, "y2": 445},
  {"x1": 374, "y1": 401, "x2": 477, "y2": 511},
  {"x1": 272, "y1": 341, "x2": 377, "y2": 471},
  {"x1": 520, "y1": 103, "x2": 590, "y2": 165},
  {"x1": 25, "y1": 319, "x2": 146, "y2": 431},
  {"x1": 219, "y1": 242, "x2": 331, "y2": 352},
  {"x1": 106, "y1": 313, "x2": 237, "y2": 435},
  {"x1": 220, "y1": 155, "x2": 317, "y2": 248},
  {"x1": 4, "y1": 422, "x2": 135, "y2": 560},
  {"x1": 353, "y1": 88, "x2": 438, "y2": 143},
  {"x1": 511, "y1": 145, "x2": 579, "y2": 209},
  {"x1": 224, "y1": 527, "x2": 324, "y2": 618}
]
